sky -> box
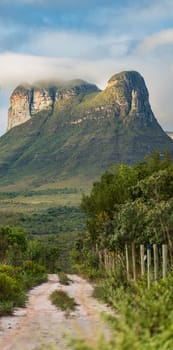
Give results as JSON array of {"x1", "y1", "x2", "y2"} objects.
[{"x1": 0, "y1": 0, "x2": 173, "y2": 134}]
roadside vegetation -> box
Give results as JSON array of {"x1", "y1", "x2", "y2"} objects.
[
  {"x1": 71, "y1": 151, "x2": 173, "y2": 349},
  {"x1": 0, "y1": 222, "x2": 77, "y2": 316},
  {"x1": 0, "y1": 226, "x2": 58, "y2": 316}
]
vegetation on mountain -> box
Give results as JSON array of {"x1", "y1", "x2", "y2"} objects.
[{"x1": 0, "y1": 71, "x2": 172, "y2": 192}]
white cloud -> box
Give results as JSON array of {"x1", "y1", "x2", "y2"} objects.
[
  {"x1": 0, "y1": 106, "x2": 8, "y2": 134},
  {"x1": 27, "y1": 30, "x2": 131, "y2": 59},
  {"x1": 0, "y1": 51, "x2": 125, "y2": 90},
  {"x1": 122, "y1": 0, "x2": 173, "y2": 23},
  {"x1": 139, "y1": 28, "x2": 173, "y2": 52},
  {"x1": 0, "y1": 52, "x2": 104, "y2": 87}
]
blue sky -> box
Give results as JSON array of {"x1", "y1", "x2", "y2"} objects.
[{"x1": 0, "y1": 0, "x2": 173, "y2": 133}]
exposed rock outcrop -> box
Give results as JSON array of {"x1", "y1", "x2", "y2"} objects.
[
  {"x1": 8, "y1": 80, "x2": 99, "y2": 130},
  {"x1": 31, "y1": 88, "x2": 54, "y2": 116},
  {"x1": 8, "y1": 85, "x2": 32, "y2": 130},
  {"x1": 106, "y1": 71, "x2": 153, "y2": 120}
]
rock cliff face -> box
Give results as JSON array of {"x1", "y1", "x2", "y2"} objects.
[
  {"x1": 106, "y1": 71, "x2": 153, "y2": 120},
  {"x1": 8, "y1": 80, "x2": 99, "y2": 130},
  {"x1": 8, "y1": 85, "x2": 32, "y2": 130}
]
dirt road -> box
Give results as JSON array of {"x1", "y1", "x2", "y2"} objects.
[{"x1": 0, "y1": 274, "x2": 112, "y2": 350}]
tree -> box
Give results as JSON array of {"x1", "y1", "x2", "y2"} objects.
[{"x1": 0, "y1": 226, "x2": 27, "y2": 265}]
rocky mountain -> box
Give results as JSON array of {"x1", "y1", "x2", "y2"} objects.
[
  {"x1": 8, "y1": 80, "x2": 99, "y2": 130},
  {"x1": 0, "y1": 70, "x2": 173, "y2": 190}
]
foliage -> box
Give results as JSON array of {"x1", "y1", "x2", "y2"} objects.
[
  {"x1": 49, "y1": 290, "x2": 77, "y2": 313},
  {"x1": 0, "y1": 301, "x2": 14, "y2": 316},
  {"x1": 27, "y1": 232, "x2": 79, "y2": 273},
  {"x1": 58, "y1": 272, "x2": 72, "y2": 285},
  {"x1": 0, "y1": 226, "x2": 27, "y2": 265},
  {"x1": 71, "y1": 273, "x2": 173, "y2": 350},
  {"x1": 71, "y1": 231, "x2": 104, "y2": 279},
  {"x1": 0, "y1": 225, "x2": 49, "y2": 316},
  {"x1": 27, "y1": 237, "x2": 60, "y2": 272},
  {"x1": 0, "y1": 272, "x2": 26, "y2": 315},
  {"x1": 0, "y1": 260, "x2": 47, "y2": 316},
  {"x1": 0, "y1": 206, "x2": 85, "y2": 236},
  {"x1": 0, "y1": 187, "x2": 78, "y2": 199},
  {"x1": 21, "y1": 261, "x2": 47, "y2": 289},
  {"x1": 71, "y1": 153, "x2": 173, "y2": 349},
  {"x1": 0, "y1": 273, "x2": 23, "y2": 302},
  {"x1": 79, "y1": 152, "x2": 173, "y2": 254}
]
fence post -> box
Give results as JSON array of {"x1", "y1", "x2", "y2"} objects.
[
  {"x1": 162, "y1": 244, "x2": 168, "y2": 280},
  {"x1": 98, "y1": 251, "x2": 102, "y2": 267},
  {"x1": 103, "y1": 249, "x2": 107, "y2": 271},
  {"x1": 153, "y1": 244, "x2": 159, "y2": 282},
  {"x1": 147, "y1": 245, "x2": 152, "y2": 289},
  {"x1": 125, "y1": 243, "x2": 130, "y2": 281},
  {"x1": 132, "y1": 242, "x2": 137, "y2": 282},
  {"x1": 140, "y1": 244, "x2": 145, "y2": 277}
]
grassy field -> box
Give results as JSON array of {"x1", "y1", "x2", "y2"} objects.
[
  {"x1": 0, "y1": 184, "x2": 87, "y2": 238},
  {"x1": 0, "y1": 193, "x2": 81, "y2": 213}
]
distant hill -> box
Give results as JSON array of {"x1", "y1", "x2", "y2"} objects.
[{"x1": 0, "y1": 70, "x2": 173, "y2": 191}]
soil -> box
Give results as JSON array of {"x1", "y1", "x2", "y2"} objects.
[{"x1": 0, "y1": 274, "x2": 112, "y2": 350}]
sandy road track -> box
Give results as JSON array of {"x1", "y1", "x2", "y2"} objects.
[{"x1": 0, "y1": 274, "x2": 112, "y2": 350}]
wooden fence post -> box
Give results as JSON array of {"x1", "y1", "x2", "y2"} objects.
[
  {"x1": 140, "y1": 244, "x2": 145, "y2": 277},
  {"x1": 98, "y1": 250, "x2": 102, "y2": 267},
  {"x1": 153, "y1": 244, "x2": 159, "y2": 282},
  {"x1": 125, "y1": 243, "x2": 130, "y2": 281},
  {"x1": 147, "y1": 245, "x2": 152, "y2": 289},
  {"x1": 162, "y1": 244, "x2": 168, "y2": 279},
  {"x1": 132, "y1": 242, "x2": 137, "y2": 282}
]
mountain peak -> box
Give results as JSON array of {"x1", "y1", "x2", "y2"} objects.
[
  {"x1": 1, "y1": 70, "x2": 173, "y2": 189},
  {"x1": 107, "y1": 70, "x2": 145, "y2": 87},
  {"x1": 105, "y1": 70, "x2": 151, "y2": 120}
]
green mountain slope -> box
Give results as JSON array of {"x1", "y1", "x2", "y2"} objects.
[{"x1": 0, "y1": 71, "x2": 172, "y2": 191}]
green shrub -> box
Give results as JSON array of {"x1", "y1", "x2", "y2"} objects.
[
  {"x1": 80, "y1": 273, "x2": 173, "y2": 350},
  {"x1": 0, "y1": 264, "x2": 21, "y2": 279},
  {"x1": 0, "y1": 272, "x2": 26, "y2": 307},
  {"x1": 0, "y1": 273, "x2": 20, "y2": 300},
  {"x1": 23, "y1": 260, "x2": 46, "y2": 275},
  {"x1": 21, "y1": 261, "x2": 47, "y2": 290},
  {"x1": 0, "y1": 301, "x2": 13, "y2": 316}
]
